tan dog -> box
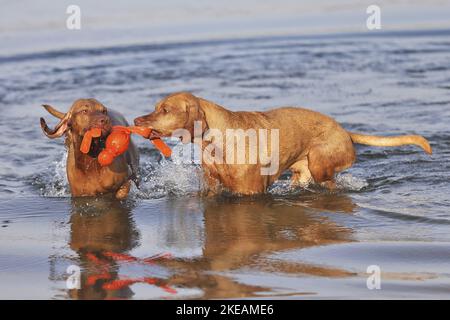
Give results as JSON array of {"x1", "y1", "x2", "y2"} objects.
[
  {"x1": 40, "y1": 99, "x2": 139, "y2": 199},
  {"x1": 134, "y1": 92, "x2": 431, "y2": 195}
]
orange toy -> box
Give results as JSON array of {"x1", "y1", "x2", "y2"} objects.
[
  {"x1": 81, "y1": 126, "x2": 172, "y2": 166},
  {"x1": 80, "y1": 128, "x2": 102, "y2": 154}
]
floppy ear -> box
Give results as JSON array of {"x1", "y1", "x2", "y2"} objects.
[
  {"x1": 40, "y1": 105, "x2": 72, "y2": 139},
  {"x1": 185, "y1": 96, "x2": 207, "y2": 133},
  {"x1": 42, "y1": 104, "x2": 65, "y2": 119}
]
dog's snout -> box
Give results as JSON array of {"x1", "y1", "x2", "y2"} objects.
[
  {"x1": 91, "y1": 114, "x2": 110, "y2": 128},
  {"x1": 134, "y1": 116, "x2": 145, "y2": 126}
]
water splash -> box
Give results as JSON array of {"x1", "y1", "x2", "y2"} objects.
[
  {"x1": 31, "y1": 151, "x2": 70, "y2": 197},
  {"x1": 135, "y1": 157, "x2": 203, "y2": 199},
  {"x1": 30, "y1": 151, "x2": 367, "y2": 199},
  {"x1": 29, "y1": 147, "x2": 203, "y2": 199},
  {"x1": 269, "y1": 172, "x2": 368, "y2": 196},
  {"x1": 268, "y1": 180, "x2": 305, "y2": 196},
  {"x1": 336, "y1": 173, "x2": 368, "y2": 191}
]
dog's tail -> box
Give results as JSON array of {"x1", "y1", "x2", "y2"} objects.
[{"x1": 348, "y1": 132, "x2": 432, "y2": 155}]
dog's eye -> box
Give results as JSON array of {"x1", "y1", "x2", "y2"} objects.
[
  {"x1": 163, "y1": 107, "x2": 169, "y2": 113},
  {"x1": 102, "y1": 109, "x2": 107, "y2": 114},
  {"x1": 81, "y1": 109, "x2": 88, "y2": 114}
]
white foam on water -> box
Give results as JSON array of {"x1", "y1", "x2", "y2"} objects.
[
  {"x1": 32, "y1": 149, "x2": 203, "y2": 199},
  {"x1": 269, "y1": 172, "x2": 368, "y2": 195},
  {"x1": 135, "y1": 157, "x2": 203, "y2": 199},
  {"x1": 32, "y1": 149, "x2": 367, "y2": 199},
  {"x1": 33, "y1": 151, "x2": 70, "y2": 198},
  {"x1": 268, "y1": 180, "x2": 303, "y2": 196},
  {"x1": 336, "y1": 173, "x2": 368, "y2": 191}
]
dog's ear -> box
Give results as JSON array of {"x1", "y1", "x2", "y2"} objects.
[
  {"x1": 40, "y1": 104, "x2": 72, "y2": 139},
  {"x1": 42, "y1": 104, "x2": 65, "y2": 119},
  {"x1": 185, "y1": 95, "x2": 207, "y2": 134}
]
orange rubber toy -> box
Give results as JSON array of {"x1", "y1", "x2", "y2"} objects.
[{"x1": 80, "y1": 126, "x2": 172, "y2": 166}]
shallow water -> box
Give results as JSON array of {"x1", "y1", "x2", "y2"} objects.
[{"x1": 0, "y1": 30, "x2": 450, "y2": 299}]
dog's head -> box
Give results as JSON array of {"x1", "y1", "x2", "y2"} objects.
[
  {"x1": 40, "y1": 98, "x2": 112, "y2": 155},
  {"x1": 134, "y1": 92, "x2": 205, "y2": 138}
]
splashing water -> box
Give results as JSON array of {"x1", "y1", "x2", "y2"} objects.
[
  {"x1": 30, "y1": 148, "x2": 368, "y2": 199},
  {"x1": 30, "y1": 149, "x2": 204, "y2": 199},
  {"x1": 335, "y1": 173, "x2": 368, "y2": 191},
  {"x1": 31, "y1": 151, "x2": 70, "y2": 197},
  {"x1": 269, "y1": 172, "x2": 368, "y2": 196},
  {"x1": 135, "y1": 157, "x2": 204, "y2": 199}
]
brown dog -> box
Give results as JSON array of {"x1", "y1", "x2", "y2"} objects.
[
  {"x1": 40, "y1": 98, "x2": 139, "y2": 199},
  {"x1": 134, "y1": 92, "x2": 432, "y2": 195}
]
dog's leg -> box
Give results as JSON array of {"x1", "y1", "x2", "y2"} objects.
[
  {"x1": 321, "y1": 180, "x2": 337, "y2": 190},
  {"x1": 307, "y1": 142, "x2": 354, "y2": 191},
  {"x1": 115, "y1": 180, "x2": 131, "y2": 200},
  {"x1": 200, "y1": 167, "x2": 221, "y2": 197},
  {"x1": 290, "y1": 158, "x2": 313, "y2": 187}
]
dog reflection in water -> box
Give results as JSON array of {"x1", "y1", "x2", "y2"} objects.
[
  {"x1": 66, "y1": 193, "x2": 357, "y2": 299},
  {"x1": 68, "y1": 197, "x2": 175, "y2": 300},
  {"x1": 152, "y1": 193, "x2": 357, "y2": 299}
]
